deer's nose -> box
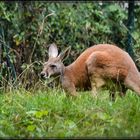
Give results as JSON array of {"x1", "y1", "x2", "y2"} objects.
[{"x1": 40, "y1": 72, "x2": 46, "y2": 79}]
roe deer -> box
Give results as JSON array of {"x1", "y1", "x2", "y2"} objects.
[{"x1": 40, "y1": 43, "x2": 140, "y2": 99}]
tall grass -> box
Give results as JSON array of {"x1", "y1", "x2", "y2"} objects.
[{"x1": 0, "y1": 87, "x2": 140, "y2": 138}]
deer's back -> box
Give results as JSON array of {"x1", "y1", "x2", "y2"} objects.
[
  {"x1": 73, "y1": 44, "x2": 136, "y2": 70},
  {"x1": 66, "y1": 44, "x2": 138, "y2": 89}
]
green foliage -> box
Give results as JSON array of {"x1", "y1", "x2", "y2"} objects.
[
  {"x1": 0, "y1": 89, "x2": 140, "y2": 138},
  {"x1": 1, "y1": 2, "x2": 138, "y2": 87}
]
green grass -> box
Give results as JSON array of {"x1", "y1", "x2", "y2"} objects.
[{"x1": 0, "y1": 88, "x2": 140, "y2": 138}]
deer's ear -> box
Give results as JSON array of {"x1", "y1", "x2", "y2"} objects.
[
  {"x1": 48, "y1": 43, "x2": 58, "y2": 58},
  {"x1": 58, "y1": 46, "x2": 71, "y2": 61}
]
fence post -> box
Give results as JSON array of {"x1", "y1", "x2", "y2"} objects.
[{"x1": 126, "y1": 0, "x2": 135, "y2": 60}]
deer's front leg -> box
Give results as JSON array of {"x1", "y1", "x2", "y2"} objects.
[{"x1": 61, "y1": 80, "x2": 78, "y2": 97}]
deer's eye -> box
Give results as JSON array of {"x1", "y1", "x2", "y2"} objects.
[
  {"x1": 49, "y1": 64, "x2": 57, "y2": 68},
  {"x1": 43, "y1": 62, "x2": 48, "y2": 66}
]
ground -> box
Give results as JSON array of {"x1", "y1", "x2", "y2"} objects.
[{"x1": 0, "y1": 88, "x2": 140, "y2": 138}]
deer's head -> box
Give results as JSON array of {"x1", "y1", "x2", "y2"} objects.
[{"x1": 40, "y1": 43, "x2": 70, "y2": 79}]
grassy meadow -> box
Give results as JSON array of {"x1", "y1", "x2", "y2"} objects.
[
  {"x1": 1, "y1": 2, "x2": 140, "y2": 139},
  {"x1": 0, "y1": 87, "x2": 140, "y2": 138}
]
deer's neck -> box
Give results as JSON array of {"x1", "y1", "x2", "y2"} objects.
[
  {"x1": 60, "y1": 65, "x2": 66, "y2": 77},
  {"x1": 60, "y1": 65, "x2": 73, "y2": 82}
]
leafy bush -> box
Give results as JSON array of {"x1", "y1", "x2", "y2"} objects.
[{"x1": 0, "y1": 2, "x2": 139, "y2": 88}]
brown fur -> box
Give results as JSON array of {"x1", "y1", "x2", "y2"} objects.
[{"x1": 41, "y1": 44, "x2": 140, "y2": 98}]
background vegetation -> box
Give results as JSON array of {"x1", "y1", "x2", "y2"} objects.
[
  {"x1": 0, "y1": 1, "x2": 140, "y2": 138},
  {"x1": 0, "y1": 1, "x2": 140, "y2": 89}
]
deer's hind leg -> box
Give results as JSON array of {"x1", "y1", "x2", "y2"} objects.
[
  {"x1": 90, "y1": 75, "x2": 105, "y2": 97},
  {"x1": 118, "y1": 83, "x2": 127, "y2": 97},
  {"x1": 108, "y1": 81, "x2": 127, "y2": 101},
  {"x1": 86, "y1": 52, "x2": 107, "y2": 97}
]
